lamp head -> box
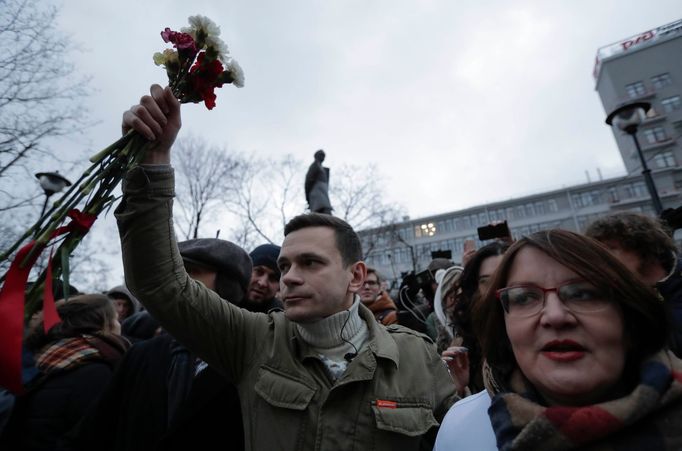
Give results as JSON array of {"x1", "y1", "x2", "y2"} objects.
[
  {"x1": 605, "y1": 102, "x2": 651, "y2": 135},
  {"x1": 35, "y1": 171, "x2": 72, "y2": 197}
]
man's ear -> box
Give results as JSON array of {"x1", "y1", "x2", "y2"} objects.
[{"x1": 348, "y1": 261, "x2": 367, "y2": 294}]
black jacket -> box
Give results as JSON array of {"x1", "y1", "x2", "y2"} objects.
[
  {"x1": 2, "y1": 362, "x2": 116, "y2": 451},
  {"x1": 70, "y1": 333, "x2": 243, "y2": 451},
  {"x1": 657, "y1": 258, "x2": 682, "y2": 357}
]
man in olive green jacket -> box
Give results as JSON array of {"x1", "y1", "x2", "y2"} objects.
[{"x1": 115, "y1": 85, "x2": 457, "y2": 450}]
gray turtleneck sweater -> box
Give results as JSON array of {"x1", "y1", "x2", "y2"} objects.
[{"x1": 295, "y1": 297, "x2": 369, "y2": 381}]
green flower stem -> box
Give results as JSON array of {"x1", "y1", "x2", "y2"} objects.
[
  {"x1": 88, "y1": 130, "x2": 135, "y2": 163},
  {"x1": 0, "y1": 139, "x2": 131, "y2": 266}
]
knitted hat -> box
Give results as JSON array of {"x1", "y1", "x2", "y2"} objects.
[
  {"x1": 433, "y1": 265, "x2": 464, "y2": 339},
  {"x1": 121, "y1": 311, "x2": 160, "y2": 343},
  {"x1": 249, "y1": 244, "x2": 281, "y2": 279},
  {"x1": 428, "y1": 258, "x2": 455, "y2": 275}
]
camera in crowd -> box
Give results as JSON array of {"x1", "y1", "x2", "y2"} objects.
[{"x1": 661, "y1": 207, "x2": 682, "y2": 233}]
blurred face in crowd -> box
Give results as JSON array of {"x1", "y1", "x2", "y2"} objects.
[
  {"x1": 278, "y1": 226, "x2": 365, "y2": 323},
  {"x1": 112, "y1": 297, "x2": 132, "y2": 321},
  {"x1": 601, "y1": 240, "x2": 667, "y2": 287},
  {"x1": 28, "y1": 310, "x2": 45, "y2": 334},
  {"x1": 248, "y1": 265, "x2": 280, "y2": 303},
  {"x1": 359, "y1": 272, "x2": 381, "y2": 304},
  {"x1": 478, "y1": 255, "x2": 503, "y2": 297},
  {"x1": 503, "y1": 246, "x2": 626, "y2": 406}
]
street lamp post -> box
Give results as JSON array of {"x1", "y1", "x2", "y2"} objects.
[
  {"x1": 606, "y1": 101, "x2": 664, "y2": 215},
  {"x1": 35, "y1": 171, "x2": 72, "y2": 220}
]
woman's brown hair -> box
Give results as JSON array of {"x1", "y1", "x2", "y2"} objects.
[
  {"x1": 26, "y1": 294, "x2": 117, "y2": 352},
  {"x1": 473, "y1": 229, "x2": 669, "y2": 374}
]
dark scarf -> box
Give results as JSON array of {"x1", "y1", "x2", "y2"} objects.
[
  {"x1": 485, "y1": 350, "x2": 682, "y2": 450},
  {"x1": 35, "y1": 333, "x2": 129, "y2": 375}
]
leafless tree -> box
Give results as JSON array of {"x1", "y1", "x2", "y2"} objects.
[
  {"x1": 222, "y1": 157, "x2": 405, "y2": 257},
  {"x1": 174, "y1": 134, "x2": 241, "y2": 240},
  {"x1": 0, "y1": 0, "x2": 94, "y2": 281},
  {"x1": 229, "y1": 215, "x2": 260, "y2": 251},
  {"x1": 0, "y1": 0, "x2": 90, "y2": 206},
  {"x1": 224, "y1": 154, "x2": 307, "y2": 246},
  {"x1": 330, "y1": 163, "x2": 404, "y2": 230}
]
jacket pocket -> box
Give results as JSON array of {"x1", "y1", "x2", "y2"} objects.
[
  {"x1": 254, "y1": 366, "x2": 316, "y2": 410},
  {"x1": 371, "y1": 404, "x2": 439, "y2": 437}
]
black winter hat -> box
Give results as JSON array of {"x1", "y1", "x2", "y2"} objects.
[
  {"x1": 178, "y1": 239, "x2": 253, "y2": 295},
  {"x1": 121, "y1": 311, "x2": 160, "y2": 343},
  {"x1": 249, "y1": 244, "x2": 281, "y2": 279}
]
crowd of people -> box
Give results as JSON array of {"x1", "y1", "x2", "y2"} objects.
[{"x1": 1, "y1": 85, "x2": 682, "y2": 450}]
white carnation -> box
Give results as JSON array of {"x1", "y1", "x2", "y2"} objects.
[
  {"x1": 206, "y1": 35, "x2": 229, "y2": 62},
  {"x1": 187, "y1": 15, "x2": 221, "y2": 38},
  {"x1": 227, "y1": 58, "x2": 245, "y2": 88}
]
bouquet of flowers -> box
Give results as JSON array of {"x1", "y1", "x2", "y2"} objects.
[{"x1": 0, "y1": 15, "x2": 243, "y2": 393}]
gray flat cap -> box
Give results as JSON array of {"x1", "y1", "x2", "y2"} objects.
[{"x1": 178, "y1": 238, "x2": 253, "y2": 294}]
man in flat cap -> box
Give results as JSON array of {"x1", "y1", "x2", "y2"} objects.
[
  {"x1": 243, "y1": 244, "x2": 283, "y2": 313},
  {"x1": 72, "y1": 238, "x2": 251, "y2": 451},
  {"x1": 112, "y1": 85, "x2": 456, "y2": 451},
  {"x1": 304, "y1": 149, "x2": 333, "y2": 214}
]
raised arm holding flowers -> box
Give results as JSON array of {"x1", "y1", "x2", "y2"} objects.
[{"x1": 0, "y1": 15, "x2": 242, "y2": 395}]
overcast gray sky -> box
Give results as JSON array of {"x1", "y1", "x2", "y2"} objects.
[
  {"x1": 43, "y1": 1, "x2": 682, "y2": 288},
  {"x1": 55, "y1": 0, "x2": 681, "y2": 218}
]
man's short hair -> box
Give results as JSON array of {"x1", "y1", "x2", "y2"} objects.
[
  {"x1": 365, "y1": 267, "x2": 382, "y2": 284},
  {"x1": 585, "y1": 212, "x2": 677, "y2": 272},
  {"x1": 284, "y1": 213, "x2": 362, "y2": 267}
]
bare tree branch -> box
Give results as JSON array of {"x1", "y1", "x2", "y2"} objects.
[
  {"x1": 330, "y1": 163, "x2": 405, "y2": 231},
  {"x1": 0, "y1": 0, "x2": 91, "y2": 218},
  {"x1": 223, "y1": 155, "x2": 307, "y2": 246},
  {"x1": 174, "y1": 134, "x2": 241, "y2": 240}
]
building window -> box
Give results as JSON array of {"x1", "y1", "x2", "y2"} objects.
[
  {"x1": 662, "y1": 95, "x2": 681, "y2": 113},
  {"x1": 674, "y1": 121, "x2": 682, "y2": 135},
  {"x1": 525, "y1": 203, "x2": 536, "y2": 217},
  {"x1": 572, "y1": 191, "x2": 599, "y2": 208},
  {"x1": 654, "y1": 150, "x2": 676, "y2": 168},
  {"x1": 533, "y1": 201, "x2": 546, "y2": 215},
  {"x1": 642, "y1": 126, "x2": 668, "y2": 144},
  {"x1": 515, "y1": 205, "x2": 525, "y2": 219},
  {"x1": 651, "y1": 73, "x2": 672, "y2": 90},
  {"x1": 577, "y1": 216, "x2": 589, "y2": 231},
  {"x1": 488, "y1": 209, "x2": 498, "y2": 222},
  {"x1": 547, "y1": 199, "x2": 558, "y2": 212},
  {"x1": 624, "y1": 182, "x2": 647, "y2": 198},
  {"x1": 607, "y1": 187, "x2": 619, "y2": 203},
  {"x1": 626, "y1": 81, "x2": 646, "y2": 98},
  {"x1": 417, "y1": 222, "x2": 437, "y2": 237},
  {"x1": 478, "y1": 212, "x2": 488, "y2": 225}
]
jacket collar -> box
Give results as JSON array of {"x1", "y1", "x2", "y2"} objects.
[
  {"x1": 358, "y1": 302, "x2": 400, "y2": 368},
  {"x1": 291, "y1": 302, "x2": 399, "y2": 368}
]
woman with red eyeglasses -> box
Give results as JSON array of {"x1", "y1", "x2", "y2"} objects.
[{"x1": 435, "y1": 229, "x2": 682, "y2": 450}]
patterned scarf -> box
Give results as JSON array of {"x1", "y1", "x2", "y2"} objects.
[
  {"x1": 485, "y1": 350, "x2": 682, "y2": 450},
  {"x1": 35, "y1": 333, "x2": 129, "y2": 376}
]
